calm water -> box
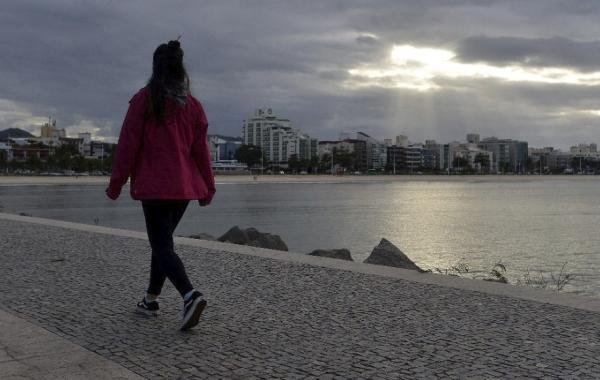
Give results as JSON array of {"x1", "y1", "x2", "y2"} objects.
[{"x1": 2, "y1": 176, "x2": 600, "y2": 296}]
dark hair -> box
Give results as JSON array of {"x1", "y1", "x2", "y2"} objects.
[{"x1": 146, "y1": 40, "x2": 190, "y2": 122}]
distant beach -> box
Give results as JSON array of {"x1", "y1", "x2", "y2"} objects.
[{"x1": 0, "y1": 174, "x2": 595, "y2": 187}]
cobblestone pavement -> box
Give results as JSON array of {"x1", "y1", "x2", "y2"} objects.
[{"x1": 2, "y1": 218, "x2": 600, "y2": 379}]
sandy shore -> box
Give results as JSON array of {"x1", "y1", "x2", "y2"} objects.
[
  {"x1": 0, "y1": 174, "x2": 597, "y2": 186},
  {"x1": 0, "y1": 174, "x2": 409, "y2": 186}
]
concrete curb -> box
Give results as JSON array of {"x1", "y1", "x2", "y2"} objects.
[{"x1": 2, "y1": 211, "x2": 600, "y2": 314}]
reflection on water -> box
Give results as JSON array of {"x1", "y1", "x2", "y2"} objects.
[{"x1": 2, "y1": 176, "x2": 600, "y2": 296}]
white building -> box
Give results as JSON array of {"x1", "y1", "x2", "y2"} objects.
[
  {"x1": 443, "y1": 141, "x2": 494, "y2": 173},
  {"x1": 242, "y1": 108, "x2": 317, "y2": 163},
  {"x1": 209, "y1": 136, "x2": 226, "y2": 162},
  {"x1": 395, "y1": 135, "x2": 408, "y2": 147},
  {"x1": 212, "y1": 160, "x2": 248, "y2": 173},
  {"x1": 570, "y1": 143, "x2": 600, "y2": 158},
  {"x1": 455, "y1": 145, "x2": 494, "y2": 173},
  {"x1": 78, "y1": 133, "x2": 92, "y2": 156},
  {"x1": 317, "y1": 140, "x2": 357, "y2": 157}
]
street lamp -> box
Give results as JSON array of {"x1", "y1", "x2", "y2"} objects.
[{"x1": 447, "y1": 146, "x2": 451, "y2": 175}]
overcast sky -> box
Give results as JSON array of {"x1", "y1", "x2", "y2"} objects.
[{"x1": 2, "y1": 0, "x2": 600, "y2": 149}]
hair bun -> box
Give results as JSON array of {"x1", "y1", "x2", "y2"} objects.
[{"x1": 167, "y1": 40, "x2": 181, "y2": 50}]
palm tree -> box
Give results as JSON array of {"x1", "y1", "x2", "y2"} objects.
[{"x1": 474, "y1": 153, "x2": 490, "y2": 174}]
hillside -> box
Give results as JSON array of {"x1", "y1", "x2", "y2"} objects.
[{"x1": 0, "y1": 128, "x2": 34, "y2": 140}]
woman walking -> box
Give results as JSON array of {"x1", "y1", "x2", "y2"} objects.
[{"x1": 106, "y1": 40, "x2": 215, "y2": 331}]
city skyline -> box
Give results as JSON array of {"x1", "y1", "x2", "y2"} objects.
[
  {"x1": 2, "y1": 114, "x2": 599, "y2": 153},
  {"x1": 2, "y1": 2, "x2": 600, "y2": 149}
]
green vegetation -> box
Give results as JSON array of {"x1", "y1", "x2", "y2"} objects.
[
  {"x1": 2, "y1": 142, "x2": 113, "y2": 174},
  {"x1": 0, "y1": 150, "x2": 7, "y2": 172},
  {"x1": 287, "y1": 154, "x2": 319, "y2": 173},
  {"x1": 235, "y1": 144, "x2": 264, "y2": 169},
  {"x1": 473, "y1": 153, "x2": 490, "y2": 174}
]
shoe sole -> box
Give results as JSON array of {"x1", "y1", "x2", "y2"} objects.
[{"x1": 180, "y1": 298, "x2": 207, "y2": 331}]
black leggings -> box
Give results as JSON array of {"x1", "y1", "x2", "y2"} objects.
[{"x1": 142, "y1": 200, "x2": 193, "y2": 298}]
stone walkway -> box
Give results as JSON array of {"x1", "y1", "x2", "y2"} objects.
[
  {"x1": 1, "y1": 216, "x2": 600, "y2": 379},
  {"x1": 0, "y1": 308, "x2": 142, "y2": 379}
]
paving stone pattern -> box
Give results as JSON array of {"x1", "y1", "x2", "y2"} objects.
[{"x1": 1, "y1": 219, "x2": 600, "y2": 379}]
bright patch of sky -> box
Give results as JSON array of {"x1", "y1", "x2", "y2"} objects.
[{"x1": 348, "y1": 45, "x2": 600, "y2": 91}]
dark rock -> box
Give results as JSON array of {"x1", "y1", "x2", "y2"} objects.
[
  {"x1": 188, "y1": 233, "x2": 217, "y2": 241},
  {"x1": 247, "y1": 234, "x2": 288, "y2": 251},
  {"x1": 364, "y1": 238, "x2": 422, "y2": 271},
  {"x1": 218, "y1": 226, "x2": 248, "y2": 245},
  {"x1": 218, "y1": 226, "x2": 288, "y2": 251},
  {"x1": 308, "y1": 249, "x2": 353, "y2": 261},
  {"x1": 244, "y1": 227, "x2": 261, "y2": 242}
]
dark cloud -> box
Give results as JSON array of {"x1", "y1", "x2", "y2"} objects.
[
  {"x1": 1, "y1": 0, "x2": 600, "y2": 148},
  {"x1": 456, "y1": 36, "x2": 600, "y2": 72}
]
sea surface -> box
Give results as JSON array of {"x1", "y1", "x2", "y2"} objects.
[{"x1": 2, "y1": 176, "x2": 600, "y2": 296}]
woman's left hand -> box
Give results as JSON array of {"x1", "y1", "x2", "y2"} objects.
[{"x1": 105, "y1": 186, "x2": 120, "y2": 200}]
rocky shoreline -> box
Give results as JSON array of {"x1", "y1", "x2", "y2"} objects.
[
  {"x1": 188, "y1": 226, "x2": 523, "y2": 286},
  {"x1": 188, "y1": 226, "x2": 423, "y2": 272}
]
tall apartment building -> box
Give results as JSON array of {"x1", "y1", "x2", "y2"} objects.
[
  {"x1": 242, "y1": 108, "x2": 317, "y2": 163},
  {"x1": 78, "y1": 133, "x2": 92, "y2": 156},
  {"x1": 405, "y1": 144, "x2": 425, "y2": 172},
  {"x1": 478, "y1": 137, "x2": 528, "y2": 173},
  {"x1": 386, "y1": 143, "x2": 439, "y2": 173},
  {"x1": 356, "y1": 131, "x2": 387, "y2": 170},
  {"x1": 386, "y1": 145, "x2": 405, "y2": 173},
  {"x1": 425, "y1": 140, "x2": 444, "y2": 170},
  {"x1": 297, "y1": 134, "x2": 318, "y2": 161}
]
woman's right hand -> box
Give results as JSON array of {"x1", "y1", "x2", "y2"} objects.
[{"x1": 198, "y1": 194, "x2": 213, "y2": 207}]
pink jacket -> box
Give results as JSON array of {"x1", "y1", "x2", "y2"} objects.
[{"x1": 107, "y1": 87, "x2": 215, "y2": 203}]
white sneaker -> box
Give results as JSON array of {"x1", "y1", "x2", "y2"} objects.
[{"x1": 180, "y1": 291, "x2": 206, "y2": 331}]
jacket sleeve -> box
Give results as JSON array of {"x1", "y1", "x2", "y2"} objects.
[
  {"x1": 107, "y1": 92, "x2": 146, "y2": 198},
  {"x1": 191, "y1": 100, "x2": 216, "y2": 203}
]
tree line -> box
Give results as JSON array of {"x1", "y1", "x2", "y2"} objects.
[
  {"x1": 0, "y1": 144, "x2": 114, "y2": 174},
  {"x1": 234, "y1": 144, "x2": 365, "y2": 174}
]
